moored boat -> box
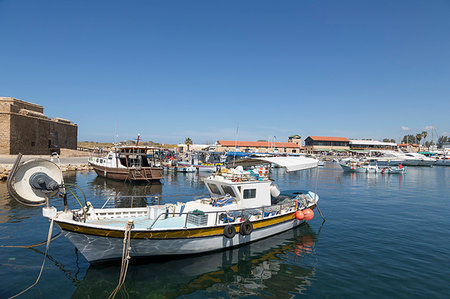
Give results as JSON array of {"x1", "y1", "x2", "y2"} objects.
[
  {"x1": 7, "y1": 155, "x2": 320, "y2": 263},
  {"x1": 89, "y1": 146, "x2": 163, "y2": 182},
  {"x1": 379, "y1": 165, "x2": 407, "y2": 174},
  {"x1": 340, "y1": 161, "x2": 379, "y2": 173}
]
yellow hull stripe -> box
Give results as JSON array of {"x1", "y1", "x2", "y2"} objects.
[{"x1": 56, "y1": 212, "x2": 297, "y2": 239}]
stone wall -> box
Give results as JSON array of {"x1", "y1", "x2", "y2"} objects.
[
  {"x1": 9, "y1": 114, "x2": 78, "y2": 155},
  {"x1": 0, "y1": 97, "x2": 78, "y2": 155}
]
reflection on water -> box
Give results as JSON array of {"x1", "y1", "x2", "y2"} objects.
[{"x1": 72, "y1": 224, "x2": 318, "y2": 298}]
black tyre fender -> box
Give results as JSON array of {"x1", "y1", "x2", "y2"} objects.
[
  {"x1": 240, "y1": 220, "x2": 253, "y2": 235},
  {"x1": 223, "y1": 224, "x2": 236, "y2": 238}
]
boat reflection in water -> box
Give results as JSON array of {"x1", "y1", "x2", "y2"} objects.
[
  {"x1": 86, "y1": 176, "x2": 163, "y2": 208},
  {"x1": 72, "y1": 223, "x2": 318, "y2": 298}
]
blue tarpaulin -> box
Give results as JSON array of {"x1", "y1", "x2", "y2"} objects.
[{"x1": 226, "y1": 152, "x2": 250, "y2": 157}]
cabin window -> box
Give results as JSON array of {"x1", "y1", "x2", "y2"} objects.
[
  {"x1": 207, "y1": 183, "x2": 221, "y2": 195},
  {"x1": 222, "y1": 185, "x2": 236, "y2": 197},
  {"x1": 243, "y1": 189, "x2": 256, "y2": 199}
]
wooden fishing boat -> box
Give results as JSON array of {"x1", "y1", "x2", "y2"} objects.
[
  {"x1": 7, "y1": 155, "x2": 320, "y2": 263},
  {"x1": 89, "y1": 146, "x2": 163, "y2": 182}
]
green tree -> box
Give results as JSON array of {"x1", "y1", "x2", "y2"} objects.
[
  {"x1": 416, "y1": 133, "x2": 422, "y2": 146},
  {"x1": 184, "y1": 137, "x2": 193, "y2": 151},
  {"x1": 421, "y1": 131, "x2": 428, "y2": 147},
  {"x1": 402, "y1": 135, "x2": 416, "y2": 144}
]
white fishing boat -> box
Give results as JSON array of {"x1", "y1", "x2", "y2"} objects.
[
  {"x1": 7, "y1": 154, "x2": 321, "y2": 263},
  {"x1": 176, "y1": 165, "x2": 196, "y2": 173},
  {"x1": 340, "y1": 161, "x2": 379, "y2": 173}
]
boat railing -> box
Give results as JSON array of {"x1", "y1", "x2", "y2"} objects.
[
  {"x1": 147, "y1": 199, "x2": 307, "y2": 230},
  {"x1": 99, "y1": 193, "x2": 210, "y2": 209}
]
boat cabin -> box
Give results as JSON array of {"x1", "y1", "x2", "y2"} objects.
[{"x1": 203, "y1": 167, "x2": 273, "y2": 209}]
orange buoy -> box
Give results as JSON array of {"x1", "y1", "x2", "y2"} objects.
[
  {"x1": 295, "y1": 210, "x2": 305, "y2": 220},
  {"x1": 302, "y1": 208, "x2": 314, "y2": 221}
]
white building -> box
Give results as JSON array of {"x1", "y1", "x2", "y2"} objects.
[{"x1": 349, "y1": 140, "x2": 398, "y2": 151}]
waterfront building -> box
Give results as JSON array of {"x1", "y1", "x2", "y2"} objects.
[
  {"x1": 304, "y1": 136, "x2": 350, "y2": 153},
  {"x1": 288, "y1": 134, "x2": 302, "y2": 146},
  {"x1": 0, "y1": 97, "x2": 77, "y2": 155},
  {"x1": 349, "y1": 139, "x2": 398, "y2": 152},
  {"x1": 216, "y1": 139, "x2": 302, "y2": 154}
]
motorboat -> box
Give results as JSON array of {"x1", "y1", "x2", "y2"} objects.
[
  {"x1": 367, "y1": 150, "x2": 405, "y2": 166},
  {"x1": 89, "y1": 146, "x2": 163, "y2": 182},
  {"x1": 402, "y1": 152, "x2": 435, "y2": 167},
  {"x1": 7, "y1": 154, "x2": 320, "y2": 263},
  {"x1": 379, "y1": 165, "x2": 407, "y2": 174},
  {"x1": 176, "y1": 165, "x2": 196, "y2": 173},
  {"x1": 177, "y1": 161, "x2": 219, "y2": 172},
  {"x1": 435, "y1": 155, "x2": 450, "y2": 166},
  {"x1": 340, "y1": 161, "x2": 379, "y2": 173}
]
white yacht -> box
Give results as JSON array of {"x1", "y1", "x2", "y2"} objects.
[{"x1": 402, "y1": 152, "x2": 436, "y2": 166}]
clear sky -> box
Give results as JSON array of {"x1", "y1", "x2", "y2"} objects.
[{"x1": 1, "y1": 0, "x2": 449, "y2": 144}]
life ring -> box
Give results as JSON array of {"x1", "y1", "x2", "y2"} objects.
[
  {"x1": 259, "y1": 170, "x2": 263, "y2": 176},
  {"x1": 223, "y1": 225, "x2": 236, "y2": 238},
  {"x1": 240, "y1": 220, "x2": 253, "y2": 235}
]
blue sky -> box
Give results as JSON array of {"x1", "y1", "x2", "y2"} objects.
[{"x1": 1, "y1": 0, "x2": 449, "y2": 144}]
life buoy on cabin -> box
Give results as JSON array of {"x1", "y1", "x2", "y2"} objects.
[
  {"x1": 223, "y1": 225, "x2": 236, "y2": 238},
  {"x1": 240, "y1": 220, "x2": 253, "y2": 235}
]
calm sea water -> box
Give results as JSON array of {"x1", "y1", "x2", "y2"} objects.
[{"x1": 0, "y1": 164, "x2": 449, "y2": 298}]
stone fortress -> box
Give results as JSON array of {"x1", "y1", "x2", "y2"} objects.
[{"x1": 0, "y1": 97, "x2": 77, "y2": 155}]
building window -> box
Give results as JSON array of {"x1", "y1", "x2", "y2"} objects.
[
  {"x1": 31, "y1": 142, "x2": 35, "y2": 147},
  {"x1": 207, "y1": 183, "x2": 221, "y2": 195},
  {"x1": 243, "y1": 189, "x2": 256, "y2": 199}
]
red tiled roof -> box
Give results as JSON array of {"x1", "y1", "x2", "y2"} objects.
[
  {"x1": 398, "y1": 143, "x2": 419, "y2": 147},
  {"x1": 218, "y1": 140, "x2": 301, "y2": 148},
  {"x1": 306, "y1": 136, "x2": 349, "y2": 142}
]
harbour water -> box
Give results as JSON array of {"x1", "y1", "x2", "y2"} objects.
[{"x1": 0, "y1": 164, "x2": 449, "y2": 298}]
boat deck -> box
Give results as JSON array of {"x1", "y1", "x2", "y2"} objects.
[{"x1": 85, "y1": 215, "x2": 200, "y2": 230}]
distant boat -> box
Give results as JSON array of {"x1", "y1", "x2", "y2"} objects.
[
  {"x1": 89, "y1": 146, "x2": 163, "y2": 182},
  {"x1": 340, "y1": 161, "x2": 379, "y2": 173},
  {"x1": 379, "y1": 165, "x2": 407, "y2": 174},
  {"x1": 402, "y1": 152, "x2": 435, "y2": 167},
  {"x1": 177, "y1": 165, "x2": 196, "y2": 173}
]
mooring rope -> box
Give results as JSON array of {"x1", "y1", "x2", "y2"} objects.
[
  {"x1": 313, "y1": 164, "x2": 326, "y2": 222},
  {"x1": 8, "y1": 218, "x2": 55, "y2": 299},
  {"x1": 109, "y1": 220, "x2": 133, "y2": 299},
  {"x1": 0, "y1": 231, "x2": 62, "y2": 248}
]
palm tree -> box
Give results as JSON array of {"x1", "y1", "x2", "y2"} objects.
[
  {"x1": 416, "y1": 133, "x2": 422, "y2": 147},
  {"x1": 421, "y1": 131, "x2": 428, "y2": 148},
  {"x1": 184, "y1": 137, "x2": 193, "y2": 152}
]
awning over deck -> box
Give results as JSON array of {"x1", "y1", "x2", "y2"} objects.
[{"x1": 228, "y1": 156, "x2": 319, "y2": 172}]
